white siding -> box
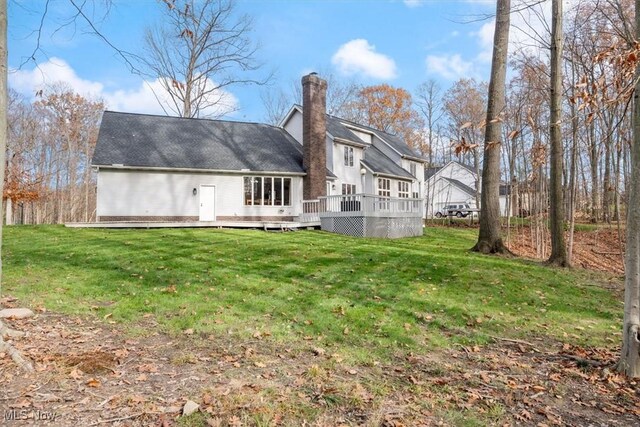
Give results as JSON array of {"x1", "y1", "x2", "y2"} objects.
[
  {"x1": 424, "y1": 168, "x2": 511, "y2": 217},
  {"x1": 435, "y1": 163, "x2": 477, "y2": 188},
  {"x1": 97, "y1": 169, "x2": 303, "y2": 218},
  {"x1": 402, "y1": 159, "x2": 424, "y2": 197},
  {"x1": 283, "y1": 109, "x2": 334, "y2": 181},
  {"x1": 326, "y1": 135, "x2": 333, "y2": 173},
  {"x1": 347, "y1": 128, "x2": 372, "y2": 144},
  {"x1": 425, "y1": 178, "x2": 476, "y2": 217},
  {"x1": 363, "y1": 172, "x2": 375, "y2": 194},
  {"x1": 283, "y1": 110, "x2": 303, "y2": 145},
  {"x1": 332, "y1": 142, "x2": 363, "y2": 193},
  {"x1": 499, "y1": 196, "x2": 509, "y2": 216}
]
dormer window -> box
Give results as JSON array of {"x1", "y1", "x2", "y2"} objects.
[
  {"x1": 410, "y1": 162, "x2": 417, "y2": 177},
  {"x1": 344, "y1": 146, "x2": 354, "y2": 167}
]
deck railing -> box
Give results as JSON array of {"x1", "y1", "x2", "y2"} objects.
[
  {"x1": 300, "y1": 194, "x2": 423, "y2": 221},
  {"x1": 300, "y1": 199, "x2": 321, "y2": 223},
  {"x1": 319, "y1": 194, "x2": 422, "y2": 218}
]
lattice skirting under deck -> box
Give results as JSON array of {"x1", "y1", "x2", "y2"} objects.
[{"x1": 320, "y1": 216, "x2": 422, "y2": 238}]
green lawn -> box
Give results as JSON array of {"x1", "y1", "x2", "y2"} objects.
[{"x1": 3, "y1": 225, "x2": 622, "y2": 362}]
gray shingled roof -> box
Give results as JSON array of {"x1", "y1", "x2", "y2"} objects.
[
  {"x1": 326, "y1": 116, "x2": 367, "y2": 145},
  {"x1": 443, "y1": 177, "x2": 476, "y2": 196},
  {"x1": 371, "y1": 130, "x2": 422, "y2": 159},
  {"x1": 93, "y1": 111, "x2": 306, "y2": 173},
  {"x1": 324, "y1": 113, "x2": 426, "y2": 161},
  {"x1": 362, "y1": 146, "x2": 414, "y2": 179},
  {"x1": 425, "y1": 166, "x2": 442, "y2": 180},
  {"x1": 455, "y1": 161, "x2": 477, "y2": 174}
]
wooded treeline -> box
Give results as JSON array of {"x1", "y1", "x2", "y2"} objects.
[
  {"x1": 263, "y1": 0, "x2": 634, "y2": 230},
  {"x1": 5, "y1": 86, "x2": 103, "y2": 224},
  {"x1": 5, "y1": 0, "x2": 634, "y2": 227}
]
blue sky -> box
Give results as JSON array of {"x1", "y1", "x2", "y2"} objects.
[{"x1": 8, "y1": 0, "x2": 503, "y2": 122}]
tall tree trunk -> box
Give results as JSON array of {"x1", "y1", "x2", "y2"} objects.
[
  {"x1": 5, "y1": 198, "x2": 11, "y2": 226},
  {"x1": 548, "y1": 0, "x2": 569, "y2": 267},
  {"x1": 603, "y1": 124, "x2": 613, "y2": 223},
  {"x1": 619, "y1": 0, "x2": 640, "y2": 377},
  {"x1": 589, "y1": 121, "x2": 599, "y2": 222},
  {"x1": 472, "y1": 0, "x2": 512, "y2": 254},
  {"x1": 567, "y1": 81, "x2": 579, "y2": 265}
]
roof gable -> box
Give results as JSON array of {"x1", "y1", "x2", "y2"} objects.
[{"x1": 425, "y1": 161, "x2": 476, "y2": 182}]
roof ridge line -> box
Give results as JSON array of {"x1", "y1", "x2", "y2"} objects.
[{"x1": 102, "y1": 110, "x2": 281, "y2": 129}]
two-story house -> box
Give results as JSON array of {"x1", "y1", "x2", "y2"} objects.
[{"x1": 92, "y1": 73, "x2": 427, "y2": 236}]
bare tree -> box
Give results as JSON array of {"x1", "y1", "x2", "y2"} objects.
[
  {"x1": 342, "y1": 84, "x2": 425, "y2": 151},
  {"x1": 143, "y1": 0, "x2": 266, "y2": 118},
  {"x1": 547, "y1": 0, "x2": 569, "y2": 266},
  {"x1": 415, "y1": 80, "x2": 444, "y2": 162},
  {"x1": 443, "y1": 78, "x2": 487, "y2": 202},
  {"x1": 261, "y1": 71, "x2": 360, "y2": 125},
  {"x1": 472, "y1": 0, "x2": 511, "y2": 254},
  {"x1": 619, "y1": 0, "x2": 640, "y2": 379}
]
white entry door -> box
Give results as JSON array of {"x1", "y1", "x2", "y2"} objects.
[{"x1": 199, "y1": 185, "x2": 216, "y2": 221}]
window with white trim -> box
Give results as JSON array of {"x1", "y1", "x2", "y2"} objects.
[
  {"x1": 398, "y1": 181, "x2": 410, "y2": 198},
  {"x1": 378, "y1": 178, "x2": 391, "y2": 197},
  {"x1": 342, "y1": 183, "x2": 356, "y2": 195},
  {"x1": 344, "y1": 146, "x2": 354, "y2": 167},
  {"x1": 410, "y1": 162, "x2": 417, "y2": 177},
  {"x1": 244, "y1": 177, "x2": 291, "y2": 206}
]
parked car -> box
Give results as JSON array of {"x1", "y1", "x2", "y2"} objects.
[{"x1": 435, "y1": 204, "x2": 474, "y2": 218}]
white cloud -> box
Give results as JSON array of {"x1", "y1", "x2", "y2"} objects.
[
  {"x1": 405, "y1": 0, "x2": 494, "y2": 5},
  {"x1": 9, "y1": 58, "x2": 238, "y2": 118},
  {"x1": 425, "y1": 54, "x2": 475, "y2": 80},
  {"x1": 471, "y1": 0, "x2": 578, "y2": 63},
  {"x1": 331, "y1": 39, "x2": 397, "y2": 80},
  {"x1": 104, "y1": 78, "x2": 237, "y2": 118},
  {"x1": 9, "y1": 57, "x2": 104, "y2": 97},
  {"x1": 403, "y1": 0, "x2": 423, "y2": 7},
  {"x1": 473, "y1": 20, "x2": 495, "y2": 63}
]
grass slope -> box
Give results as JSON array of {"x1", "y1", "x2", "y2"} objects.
[{"x1": 4, "y1": 226, "x2": 622, "y2": 362}]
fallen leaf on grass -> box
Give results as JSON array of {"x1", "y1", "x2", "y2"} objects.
[
  {"x1": 10, "y1": 399, "x2": 32, "y2": 409},
  {"x1": 86, "y1": 378, "x2": 101, "y2": 388},
  {"x1": 515, "y1": 409, "x2": 532, "y2": 421},
  {"x1": 114, "y1": 348, "x2": 129, "y2": 358},
  {"x1": 137, "y1": 364, "x2": 158, "y2": 373}
]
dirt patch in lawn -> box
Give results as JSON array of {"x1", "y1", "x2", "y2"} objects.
[
  {"x1": 1, "y1": 307, "x2": 638, "y2": 426},
  {"x1": 505, "y1": 226, "x2": 625, "y2": 275}
]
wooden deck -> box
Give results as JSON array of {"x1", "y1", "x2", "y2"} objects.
[
  {"x1": 301, "y1": 194, "x2": 424, "y2": 238},
  {"x1": 65, "y1": 220, "x2": 321, "y2": 230}
]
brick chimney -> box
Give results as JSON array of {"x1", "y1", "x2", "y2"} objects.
[{"x1": 302, "y1": 72, "x2": 327, "y2": 200}]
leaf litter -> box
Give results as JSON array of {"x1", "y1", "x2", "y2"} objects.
[{"x1": 0, "y1": 307, "x2": 638, "y2": 426}]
